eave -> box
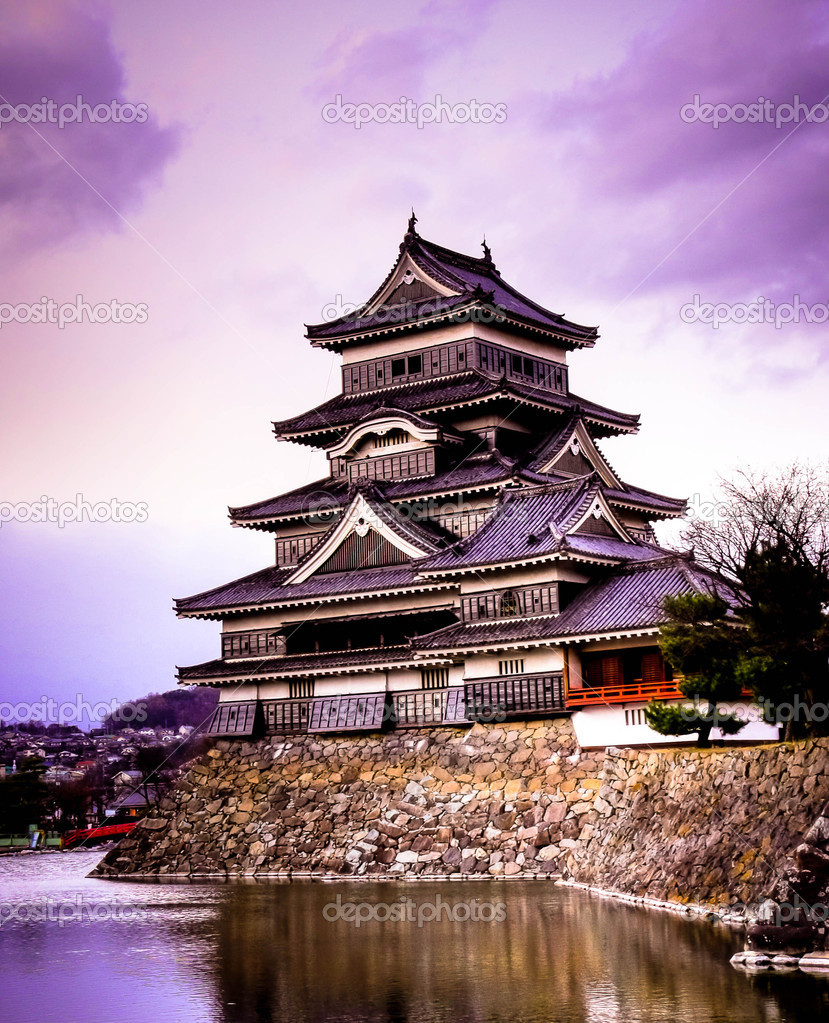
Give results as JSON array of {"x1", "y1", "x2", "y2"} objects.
[{"x1": 174, "y1": 579, "x2": 459, "y2": 620}]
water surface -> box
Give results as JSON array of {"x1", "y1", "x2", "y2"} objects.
[{"x1": 0, "y1": 850, "x2": 827, "y2": 1022}]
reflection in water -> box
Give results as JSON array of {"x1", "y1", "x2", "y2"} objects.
[
  {"x1": 213, "y1": 882, "x2": 829, "y2": 1023},
  {"x1": 0, "y1": 852, "x2": 828, "y2": 1023}
]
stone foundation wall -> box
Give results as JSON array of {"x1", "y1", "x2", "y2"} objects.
[
  {"x1": 94, "y1": 719, "x2": 596, "y2": 879},
  {"x1": 570, "y1": 740, "x2": 829, "y2": 906},
  {"x1": 93, "y1": 722, "x2": 829, "y2": 908}
]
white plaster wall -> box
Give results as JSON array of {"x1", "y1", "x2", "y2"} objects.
[
  {"x1": 571, "y1": 702, "x2": 780, "y2": 750},
  {"x1": 341, "y1": 322, "x2": 570, "y2": 365}
]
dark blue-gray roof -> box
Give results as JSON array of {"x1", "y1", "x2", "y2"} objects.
[
  {"x1": 306, "y1": 230, "x2": 598, "y2": 348},
  {"x1": 413, "y1": 558, "x2": 734, "y2": 650},
  {"x1": 417, "y1": 479, "x2": 669, "y2": 572},
  {"x1": 271, "y1": 370, "x2": 640, "y2": 443}
]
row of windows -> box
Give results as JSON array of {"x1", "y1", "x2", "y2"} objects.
[
  {"x1": 421, "y1": 667, "x2": 449, "y2": 690},
  {"x1": 581, "y1": 648, "x2": 671, "y2": 687},
  {"x1": 342, "y1": 342, "x2": 472, "y2": 393},
  {"x1": 431, "y1": 507, "x2": 495, "y2": 539},
  {"x1": 461, "y1": 585, "x2": 559, "y2": 622},
  {"x1": 289, "y1": 679, "x2": 315, "y2": 699},
  {"x1": 341, "y1": 341, "x2": 568, "y2": 395},
  {"x1": 335, "y1": 448, "x2": 436, "y2": 483},
  {"x1": 498, "y1": 658, "x2": 525, "y2": 676},
  {"x1": 222, "y1": 631, "x2": 284, "y2": 659},
  {"x1": 274, "y1": 534, "x2": 321, "y2": 566},
  {"x1": 477, "y1": 342, "x2": 568, "y2": 393}
]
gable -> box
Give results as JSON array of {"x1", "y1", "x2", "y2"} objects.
[
  {"x1": 539, "y1": 421, "x2": 621, "y2": 488},
  {"x1": 316, "y1": 528, "x2": 410, "y2": 573},
  {"x1": 569, "y1": 492, "x2": 633, "y2": 542},
  {"x1": 553, "y1": 446, "x2": 595, "y2": 476},
  {"x1": 287, "y1": 491, "x2": 439, "y2": 584},
  {"x1": 384, "y1": 273, "x2": 442, "y2": 306},
  {"x1": 574, "y1": 513, "x2": 618, "y2": 537},
  {"x1": 362, "y1": 256, "x2": 457, "y2": 318}
]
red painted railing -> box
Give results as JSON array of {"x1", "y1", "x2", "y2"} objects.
[
  {"x1": 61, "y1": 822, "x2": 137, "y2": 849},
  {"x1": 567, "y1": 681, "x2": 755, "y2": 708},
  {"x1": 567, "y1": 680, "x2": 684, "y2": 706}
]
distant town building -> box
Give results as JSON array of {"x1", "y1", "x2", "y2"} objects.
[{"x1": 177, "y1": 218, "x2": 776, "y2": 748}]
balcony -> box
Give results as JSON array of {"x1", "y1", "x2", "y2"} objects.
[
  {"x1": 262, "y1": 693, "x2": 388, "y2": 734},
  {"x1": 207, "y1": 674, "x2": 570, "y2": 738},
  {"x1": 566, "y1": 680, "x2": 754, "y2": 709},
  {"x1": 566, "y1": 679, "x2": 684, "y2": 708},
  {"x1": 390, "y1": 688, "x2": 467, "y2": 728},
  {"x1": 464, "y1": 672, "x2": 567, "y2": 722}
]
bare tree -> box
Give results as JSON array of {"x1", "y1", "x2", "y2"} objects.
[{"x1": 683, "y1": 462, "x2": 829, "y2": 737}]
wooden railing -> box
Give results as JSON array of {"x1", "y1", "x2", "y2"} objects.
[
  {"x1": 567, "y1": 680, "x2": 755, "y2": 708},
  {"x1": 464, "y1": 673, "x2": 567, "y2": 721},
  {"x1": 566, "y1": 679, "x2": 684, "y2": 707},
  {"x1": 217, "y1": 674, "x2": 570, "y2": 737},
  {"x1": 391, "y1": 688, "x2": 467, "y2": 727},
  {"x1": 263, "y1": 697, "x2": 312, "y2": 733}
]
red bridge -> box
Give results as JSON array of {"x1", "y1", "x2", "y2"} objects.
[{"x1": 61, "y1": 822, "x2": 137, "y2": 849}]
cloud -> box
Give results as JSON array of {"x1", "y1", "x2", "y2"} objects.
[
  {"x1": 535, "y1": 0, "x2": 829, "y2": 304},
  {"x1": 310, "y1": 0, "x2": 497, "y2": 102},
  {"x1": 0, "y1": 1, "x2": 180, "y2": 261}
]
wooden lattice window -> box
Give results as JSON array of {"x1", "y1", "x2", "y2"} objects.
[
  {"x1": 421, "y1": 667, "x2": 449, "y2": 690},
  {"x1": 498, "y1": 658, "x2": 525, "y2": 676},
  {"x1": 499, "y1": 590, "x2": 520, "y2": 617},
  {"x1": 289, "y1": 678, "x2": 315, "y2": 699}
]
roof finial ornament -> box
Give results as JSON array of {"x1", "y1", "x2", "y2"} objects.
[
  {"x1": 482, "y1": 235, "x2": 492, "y2": 263},
  {"x1": 400, "y1": 209, "x2": 419, "y2": 253}
]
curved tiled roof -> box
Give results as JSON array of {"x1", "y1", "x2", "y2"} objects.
[
  {"x1": 417, "y1": 478, "x2": 668, "y2": 572},
  {"x1": 175, "y1": 563, "x2": 453, "y2": 616},
  {"x1": 412, "y1": 557, "x2": 734, "y2": 651},
  {"x1": 306, "y1": 227, "x2": 598, "y2": 349},
  {"x1": 272, "y1": 369, "x2": 639, "y2": 444},
  {"x1": 228, "y1": 451, "x2": 516, "y2": 525},
  {"x1": 178, "y1": 645, "x2": 419, "y2": 681}
]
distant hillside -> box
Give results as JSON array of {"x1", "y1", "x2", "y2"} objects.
[{"x1": 102, "y1": 687, "x2": 218, "y2": 732}]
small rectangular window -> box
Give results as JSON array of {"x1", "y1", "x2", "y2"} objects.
[
  {"x1": 407, "y1": 354, "x2": 422, "y2": 374},
  {"x1": 421, "y1": 667, "x2": 449, "y2": 690},
  {"x1": 391, "y1": 358, "x2": 406, "y2": 378},
  {"x1": 498, "y1": 658, "x2": 525, "y2": 676},
  {"x1": 289, "y1": 678, "x2": 315, "y2": 699},
  {"x1": 511, "y1": 353, "x2": 522, "y2": 373},
  {"x1": 523, "y1": 357, "x2": 534, "y2": 376}
]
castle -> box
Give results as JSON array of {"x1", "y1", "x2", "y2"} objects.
[{"x1": 175, "y1": 217, "x2": 773, "y2": 748}]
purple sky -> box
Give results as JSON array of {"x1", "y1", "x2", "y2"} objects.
[{"x1": 1, "y1": 0, "x2": 827, "y2": 723}]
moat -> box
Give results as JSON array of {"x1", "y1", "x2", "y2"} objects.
[{"x1": 1, "y1": 850, "x2": 828, "y2": 1023}]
